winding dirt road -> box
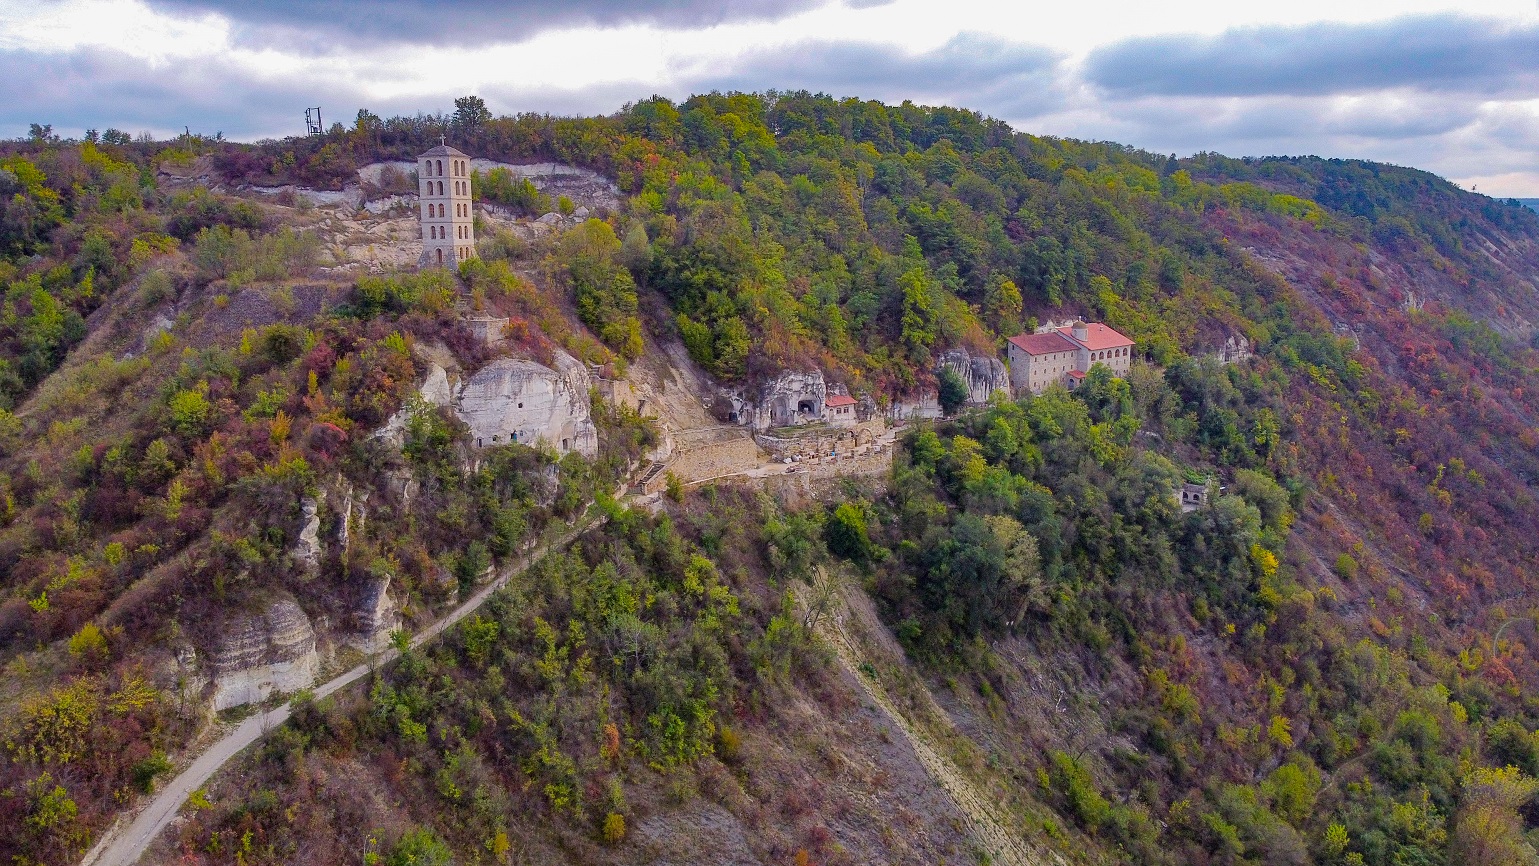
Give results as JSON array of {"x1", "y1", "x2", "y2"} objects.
[{"x1": 81, "y1": 520, "x2": 597, "y2": 866}]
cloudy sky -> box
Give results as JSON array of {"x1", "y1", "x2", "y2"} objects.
[{"x1": 5, "y1": 0, "x2": 1539, "y2": 194}]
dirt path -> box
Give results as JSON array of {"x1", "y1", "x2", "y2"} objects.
[
  {"x1": 807, "y1": 577, "x2": 1049, "y2": 866},
  {"x1": 80, "y1": 517, "x2": 602, "y2": 866}
]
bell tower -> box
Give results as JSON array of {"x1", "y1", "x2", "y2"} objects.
[{"x1": 418, "y1": 142, "x2": 476, "y2": 269}]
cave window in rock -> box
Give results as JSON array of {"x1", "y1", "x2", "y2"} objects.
[{"x1": 562, "y1": 438, "x2": 570, "y2": 451}]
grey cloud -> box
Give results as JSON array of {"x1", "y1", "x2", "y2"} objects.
[
  {"x1": 1048, "y1": 89, "x2": 1539, "y2": 192},
  {"x1": 1101, "y1": 93, "x2": 1480, "y2": 150},
  {"x1": 684, "y1": 33, "x2": 1067, "y2": 118},
  {"x1": 145, "y1": 0, "x2": 858, "y2": 48},
  {"x1": 0, "y1": 47, "x2": 373, "y2": 139},
  {"x1": 1085, "y1": 14, "x2": 1539, "y2": 98}
]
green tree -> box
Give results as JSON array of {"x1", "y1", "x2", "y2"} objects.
[
  {"x1": 899, "y1": 266, "x2": 937, "y2": 364},
  {"x1": 168, "y1": 386, "x2": 212, "y2": 437},
  {"x1": 937, "y1": 367, "x2": 969, "y2": 417},
  {"x1": 984, "y1": 274, "x2": 1023, "y2": 335},
  {"x1": 453, "y1": 95, "x2": 492, "y2": 129},
  {"x1": 387, "y1": 828, "x2": 454, "y2": 866},
  {"x1": 1450, "y1": 766, "x2": 1539, "y2": 866},
  {"x1": 825, "y1": 502, "x2": 874, "y2": 564}
]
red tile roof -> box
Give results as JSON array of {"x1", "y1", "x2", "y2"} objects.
[
  {"x1": 1007, "y1": 331, "x2": 1078, "y2": 356},
  {"x1": 1057, "y1": 322, "x2": 1134, "y2": 351},
  {"x1": 1066, "y1": 370, "x2": 1087, "y2": 379},
  {"x1": 825, "y1": 394, "x2": 857, "y2": 408}
]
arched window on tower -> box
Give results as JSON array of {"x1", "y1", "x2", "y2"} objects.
[
  {"x1": 436, "y1": 249, "x2": 443, "y2": 264},
  {"x1": 436, "y1": 159, "x2": 443, "y2": 175}
]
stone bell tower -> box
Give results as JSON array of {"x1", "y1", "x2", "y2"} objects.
[{"x1": 418, "y1": 142, "x2": 476, "y2": 269}]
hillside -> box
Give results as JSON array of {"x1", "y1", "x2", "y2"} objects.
[{"x1": 4, "y1": 93, "x2": 1539, "y2": 866}]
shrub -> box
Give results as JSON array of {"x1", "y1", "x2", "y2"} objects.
[
  {"x1": 167, "y1": 387, "x2": 212, "y2": 437},
  {"x1": 66, "y1": 623, "x2": 108, "y2": 661},
  {"x1": 1050, "y1": 751, "x2": 1113, "y2": 832},
  {"x1": 386, "y1": 828, "x2": 452, "y2": 866},
  {"x1": 474, "y1": 168, "x2": 551, "y2": 215},
  {"x1": 601, "y1": 812, "x2": 626, "y2": 845},
  {"x1": 130, "y1": 752, "x2": 171, "y2": 793}
]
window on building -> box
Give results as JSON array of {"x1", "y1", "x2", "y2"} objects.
[{"x1": 437, "y1": 159, "x2": 443, "y2": 175}]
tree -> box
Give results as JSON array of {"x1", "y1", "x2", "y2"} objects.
[
  {"x1": 1449, "y1": 766, "x2": 1539, "y2": 866},
  {"x1": 899, "y1": 266, "x2": 938, "y2": 364},
  {"x1": 937, "y1": 367, "x2": 969, "y2": 417},
  {"x1": 825, "y1": 502, "x2": 874, "y2": 564},
  {"x1": 454, "y1": 95, "x2": 492, "y2": 129},
  {"x1": 355, "y1": 109, "x2": 383, "y2": 136},
  {"x1": 984, "y1": 275, "x2": 1023, "y2": 335},
  {"x1": 920, "y1": 513, "x2": 1008, "y2": 636},
  {"x1": 387, "y1": 828, "x2": 453, "y2": 866}
]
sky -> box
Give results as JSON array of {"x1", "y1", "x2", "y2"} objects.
[{"x1": 5, "y1": 0, "x2": 1539, "y2": 195}]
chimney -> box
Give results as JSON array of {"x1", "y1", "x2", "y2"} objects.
[{"x1": 1072, "y1": 321, "x2": 1089, "y2": 342}]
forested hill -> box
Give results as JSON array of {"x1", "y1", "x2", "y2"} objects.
[{"x1": 4, "y1": 93, "x2": 1539, "y2": 866}]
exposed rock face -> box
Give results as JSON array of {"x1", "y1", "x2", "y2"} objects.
[
  {"x1": 724, "y1": 371, "x2": 827, "y2": 431},
  {"x1": 294, "y1": 494, "x2": 323, "y2": 574},
  {"x1": 375, "y1": 348, "x2": 597, "y2": 458},
  {"x1": 1214, "y1": 334, "x2": 1254, "y2": 364},
  {"x1": 337, "y1": 481, "x2": 366, "y2": 556},
  {"x1": 208, "y1": 597, "x2": 318, "y2": 711},
  {"x1": 937, "y1": 349, "x2": 1009, "y2": 405},
  {"x1": 455, "y1": 352, "x2": 598, "y2": 456},
  {"x1": 420, "y1": 364, "x2": 453, "y2": 405},
  {"x1": 353, "y1": 576, "x2": 400, "y2": 653},
  {"x1": 888, "y1": 392, "x2": 942, "y2": 422}
]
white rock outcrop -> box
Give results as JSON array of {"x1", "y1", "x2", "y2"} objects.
[
  {"x1": 377, "y1": 348, "x2": 598, "y2": 458},
  {"x1": 294, "y1": 494, "x2": 323, "y2": 574},
  {"x1": 208, "y1": 597, "x2": 318, "y2": 711},
  {"x1": 937, "y1": 349, "x2": 1010, "y2": 405},
  {"x1": 456, "y1": 353, "x2": 598, "y2": 456},
  {"x1": 353, "y1": 576, "x2": 400, "y2": 653}
]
